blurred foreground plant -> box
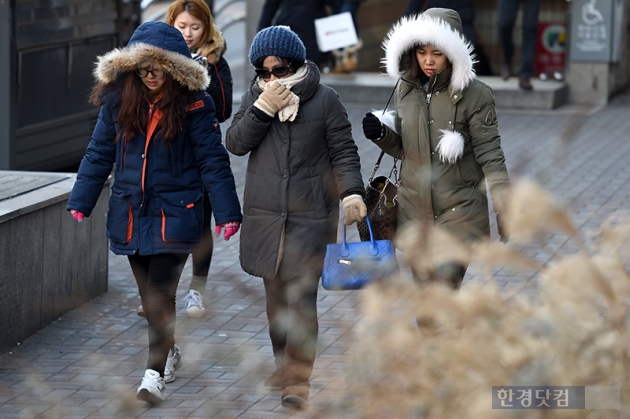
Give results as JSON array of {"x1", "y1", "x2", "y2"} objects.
[{"x1": 337, "y1": 178, "x2": 630, "y2": 418}]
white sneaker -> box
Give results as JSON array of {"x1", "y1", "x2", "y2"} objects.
[
  {"x1": 164, "y1": 344, "x2": 182, "y2": 383},
  {"x1": 137, "y1": 304, "x2": 146, "y2": 318},
  {"x1": 183, "y1": 290, "x2": 206, "y2": 318},
  {"x1": 136, "y1": 369, "x2": 165, "y2": 405}
]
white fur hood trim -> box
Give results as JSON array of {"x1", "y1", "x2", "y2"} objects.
[
  {"x1": 436, "y1": 129, "x2": 464, "y2": 164},
  {"x1": 382, "y1": 10, "x2": 476, "y2": 93},
  {"x1": 94, "y1": 42, "x2": 209, "y2": 91}
]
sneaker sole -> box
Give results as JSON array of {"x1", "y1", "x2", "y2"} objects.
[
  {"x1": 136, "y1": 389, "x2": 164, "y2": 405},
  {"x1": 186, "y1": 309, "x2": 206, "y2": 318},
  {"x1": 164, "y1": 358, "x2": 183, "y2": 383}
]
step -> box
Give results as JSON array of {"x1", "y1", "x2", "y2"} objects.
[{"x1": 321, "y1": 72, "x2": 568, "y2": 110}]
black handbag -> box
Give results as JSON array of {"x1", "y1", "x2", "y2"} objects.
[
  {"x1": 357, "y1": 151, "x2": 400, "y2": 242},
  {"x1": 322, "y1": 216, "x2": 399, "y2": 290}
]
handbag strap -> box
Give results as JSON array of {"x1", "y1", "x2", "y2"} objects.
[
  {"x1": 342, "y1": 216, "x2": 378, "y2": 256},
  {"x1": 369, "y1": 78, "x2": 403, "y2": 187}
]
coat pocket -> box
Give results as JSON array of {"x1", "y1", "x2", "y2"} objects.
[
  {"x1": 107, "y1": 188, "x2": 133, "y2": 244},
  {"x1": 159, "y1": 190, "x2": 203, "y2": 242}
]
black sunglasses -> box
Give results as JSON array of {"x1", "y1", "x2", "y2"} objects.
[{"x1": 254, "y1": 66, "x2": 292, "y2": 79}]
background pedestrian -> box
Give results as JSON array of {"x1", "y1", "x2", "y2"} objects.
[
  {"x1": 257, "y1": 0, "x2": 339, "y2": 71},
  {"x1": 497, "y1": 0, "x2": 542, "y2": 90},
  {"x1": 165, "y1": 0, "x2": 234, "y2": 318}
]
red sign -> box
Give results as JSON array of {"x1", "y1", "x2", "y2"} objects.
[{"x1": 536, "y1": 22, "x2": 566, "y2": 79}]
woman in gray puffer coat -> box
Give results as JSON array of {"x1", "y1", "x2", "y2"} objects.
[
  {"x1": 362, "y1": 8, "x2": 511, "y2": 289},
  {"x1": 225, "y1": 26, "x2": 366, "y2": 411}
]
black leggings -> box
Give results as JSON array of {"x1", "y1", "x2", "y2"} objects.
[
  {"x1": 128, "y1": 253, "x2": 188, "y2": 376},
  {"x1": 190, "y1": 192, "x2": 213, "y2": 290}
]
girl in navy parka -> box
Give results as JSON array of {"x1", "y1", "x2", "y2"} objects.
[{"x1": 67, "y1": 21, "x2": 242, "y2": 405}]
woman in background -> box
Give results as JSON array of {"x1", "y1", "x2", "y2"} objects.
[{"x1": 163, "y1": 0, "x2": 234, "y2": 318}]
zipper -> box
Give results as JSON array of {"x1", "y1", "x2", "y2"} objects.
[{"x1": 426, "y1": 75, "x2": 438, "y2": 105}]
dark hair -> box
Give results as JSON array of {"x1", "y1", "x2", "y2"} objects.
[
  {"x1": 253, "y1": 56, "x2": 303, "y2": 74},
  {"x1": 89, "y1": 72, "x2": 191, "y2": 144}
]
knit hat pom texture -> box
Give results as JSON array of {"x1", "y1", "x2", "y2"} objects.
[{"x1": 249, "y1": 26, "x2": 306, "y2": 66}]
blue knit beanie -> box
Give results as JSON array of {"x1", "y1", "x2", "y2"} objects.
[{"x1": 249, "y1": 26, "x2": 307, "y2": 66}]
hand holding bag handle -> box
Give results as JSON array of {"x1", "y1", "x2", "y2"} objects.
[{"x1": 340, "y1": 215, "x2": 379, "y2": 257}]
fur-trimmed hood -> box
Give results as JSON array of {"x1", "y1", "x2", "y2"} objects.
[
  {"x1": 193, "y1": 23, "x2": 227, "y2": 65},
  {"x1": 382, "y1": 8, "x2": 475, "y2": 93},
  {"x1": 94, "y1": 21, "x2": 209, "y2": 91}
]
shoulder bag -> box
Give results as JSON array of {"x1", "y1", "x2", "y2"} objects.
[{"x1": 357, "y1": 151, "x2": 400, "y2": 241}]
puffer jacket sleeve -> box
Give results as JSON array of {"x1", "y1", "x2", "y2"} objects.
[
  {"x1": 207, "y1": 56, "x2": 233, "y2": 123},
  {"x1": 188, "y1": 95, "x2": 242, "y2": 225},
  {"x1": 373, "y1": 116, "x2": 404, "y2": 159},
  {"x1": 224, "y1": 91, "x2": 271, "y2": 156},
  {"x1": 67, "y1": 103, "x2": 117, "y2": 216},
  {"x1": 467, "y1": 85, "x2": 511, "y2": 211},
  {"x1": 371, "y1": 88, "x2": 406, "y2": 158},
  {"x1": 323, "y1": 88, "x2": 364, "y2": 198}
]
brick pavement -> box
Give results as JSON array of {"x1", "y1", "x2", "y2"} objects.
[{"x1": 1, "y1": 90, "x2": 630, "y2": 418}]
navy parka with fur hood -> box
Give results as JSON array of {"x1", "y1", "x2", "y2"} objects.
[{"x1": 68, "y1": 22, "x2": 242, "y2": 255}]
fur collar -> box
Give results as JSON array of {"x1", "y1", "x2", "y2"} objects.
[
  {"x1": 382, "y1": 8, "x2": 476, "y2": 94},
  {"x1": 195, "y1": 24, "x2": 227, "y2": 65},
  {"x1": 94, "y1": 42, "x2": 209, "y2": 91}
]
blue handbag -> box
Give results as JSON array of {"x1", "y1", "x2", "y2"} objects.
[{"x1": 322, "y1": 216, "x2": 399, "y2": 290}]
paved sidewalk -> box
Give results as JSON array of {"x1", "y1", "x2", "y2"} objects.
[{"x1": 1, "y1": 91, "x2": 630, "y2": 418}]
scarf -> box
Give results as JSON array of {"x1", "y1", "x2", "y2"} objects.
[{"x1": 257, "y1": 65, "x2": 308, "y2": 122}]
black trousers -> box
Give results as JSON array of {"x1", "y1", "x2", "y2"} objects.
[
  {"x1": 191, "y1": 192, "x2": 213, "y2": 287},
  {"x1": 411, "y1": 261, "x2": 468, "y2": 290},
  {"x1": 128, "y1": 253, "x2": 188, "y2": 376},
  {"x1": 497, "y1": 0, "x2": 542, "y2": 78}
]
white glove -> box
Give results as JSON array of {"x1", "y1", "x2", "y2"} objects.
[
  {"x1": 342, "y1": 194, "x2": 367, "y2": 225},
  {"x1": 254, "y1": 82, "x2": 292, "y2": 117}
]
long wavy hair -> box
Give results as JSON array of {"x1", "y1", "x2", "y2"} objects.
[
  {"x1": 166, "y1": 0, "x2": 215, "y2": 47},
  {"x1": 89, "y1": 71, "x2": 191, "y2": 143}
]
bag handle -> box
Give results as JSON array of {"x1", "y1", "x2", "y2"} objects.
[
  {"x1": 341, "y1": 216, "x2": 378, "y2": 257},
  {"x1": 368, "y1": 78, "x2": 402, "y2": 198}
]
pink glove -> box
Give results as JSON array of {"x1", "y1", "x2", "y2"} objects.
[
  {"x1": 215, "y1": 221, "x2": 240, "y2": 241},
  {"x1": 70, "y1": 209, "x2": 85, "y2": 222}
]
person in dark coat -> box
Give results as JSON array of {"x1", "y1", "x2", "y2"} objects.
[
  {"x1": 257, "y1": 0, "x2": 339, "y2": 71},
  {"x1": 225, "y1": 26, "x2": 366, "y2": 410},
  {"x1": 165, "y1": 0, "x2": 234, "y2": 319},
  {"x1": 67, "y1": 21, "x2": 242, "y2": 405},
  {"x1": 362, "y1": 8, "x2": 511, "y2": 289}
]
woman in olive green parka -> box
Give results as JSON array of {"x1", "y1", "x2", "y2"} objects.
[{"x1": 362, "y1": 8, "x2": 511, "y2": 288}]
